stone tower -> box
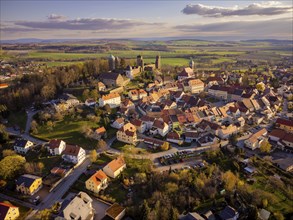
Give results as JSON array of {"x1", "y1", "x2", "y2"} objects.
[
  {"x1": 137, "y1": 55, "x2": 144, "y2": 71},
  {"x1": 108, "y1": 54, "x2": 115, "y2": 71},
  {"x1": 189, "y1": 57, "x2": 195, "y2": 70},
  {"x1": 155, "y1": 55, "x2": 161, "y2": 69}
]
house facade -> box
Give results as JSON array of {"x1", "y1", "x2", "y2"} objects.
[
  {"x1": 244, "y1": 128, "x2": 267, "y2": 150},
  {"x1": 99, "y1": 93, "x2": 121, "y2": 108},
  {"x1": 0, "y1": 202, "x2": 20, "y2": 220},
  {"x1": 85, "y1": 170, "x2": 108, "y2": 194},
  {"x1": 16, "y1": 174, "x2": 42, "y2": 195},
  {"x1": 13, "y1": 139, "x2": 34, "y2": 154},
  {"x1": 62, "y1": 145, "x2": 86, "y2": 164},
  {"x1": 116, "y1": 123, "x2": 137, "y2": 145},
  {"x1": 188, "y1": 79, "x2": 204, "y2": 94},
  {"x1": 103, "y1": 157, "x2": 126, "y2": 178},
  {"x1": 47, "y1": 139, "x2": 66, "y2": 155}
]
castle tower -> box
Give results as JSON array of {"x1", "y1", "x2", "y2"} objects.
[
  {"x1": 108, "y1": 54, "x2": 115, "y2": 71},
  {"x1": 137, "y1": 55, "x2": 144, "y2": 71},
  {"x1": 155, "y1": 55, "x2": 161, "y2": 69},
  {"x1": 189, "y1": 57, "x2": 195, "y2": 70}
]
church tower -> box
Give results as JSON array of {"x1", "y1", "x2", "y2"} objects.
[{"x1": 155, "y1": 55, "x2": 161, "y2": 69}]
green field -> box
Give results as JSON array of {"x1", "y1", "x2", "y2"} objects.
[{"x1": 34, "y1": 117, "x2": 98, "y2": 149}]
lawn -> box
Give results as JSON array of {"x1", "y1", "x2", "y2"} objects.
[
  {"x1": 111, "y1": 141, "x2": 147, "y2": 154},
  {"x1": 94, "y1": 153, "x2": 115, "y2": 166},
  {"x1": 7, "y1": 110, "x2": 27, "y2": 131},
  {"x1": 144, "y1": 57, "x2": 189, "y2": 66},
  {"x1": 34, "y1": 117, "x2": 98, "y2": 149}
]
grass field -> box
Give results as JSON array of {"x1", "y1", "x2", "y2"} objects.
[{"x1": 34, "y1": 117, "x2": 98, "y2": 149}]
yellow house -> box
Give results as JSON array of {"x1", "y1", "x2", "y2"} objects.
[
  {"x1": 0, "y1": 202, "x2": 19, "y2": 220},
  {"x1": 103, "y1": 157, "x2": 126, "y2": 178},
  {"x1": 117, "y1": 123, "x2": 137, "y2": 145},
  {"x1": 85, "y1": 170, "x2": 108, "y2": 194},
  {"x1": 16, "y1": 174, "x2": 42, "y2": 195}
]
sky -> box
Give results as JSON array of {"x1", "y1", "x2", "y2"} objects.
[{"x1": 0, "y1": 0, "x2": 292, "y2": 40}]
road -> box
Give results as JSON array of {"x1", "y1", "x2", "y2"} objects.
[{"x1": 0, "y1": 193, "x2": 36, "y2": 209}]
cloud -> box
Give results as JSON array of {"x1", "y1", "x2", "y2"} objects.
[
  {"x1": 182, "y1": 2, "x2": 292, "y2": 17},
  {"x1": 175, "y1": 18, "x2": 292, "y2": 39},
  {"x1": 47, "y1": 14, "x2": 67, "y2": 21},
  {"x1": 12, "y1": 17, "x2": 161, "y2": 31}
]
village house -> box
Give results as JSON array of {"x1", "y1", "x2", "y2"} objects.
[
  {"x1": 56, "y1": 192, "x2": 95, "y2": 220},
  {"x1": 13, "y1": 139, "x2": 34, "y2": 154},
  {"x1": 188, "y1": 79, "x2": 205, "y2": 94},
  {"x1": 120, "y1": 99, "x2": 135, "y2": 110},
  {"x1": 150, "y1": 119, "x2": 170, "y2": 137},
  {"x1": 103, "y1": 157, "x2": 126, "y2": 178},
  {"x1": 219, "y1": 206, "x2": 239, "y2": 220},
  {"x1": 62, "y1": 145, "x2": 86, "y2": 164},
  {"x1": 111, "y1": 118, "x2": 125, "y2": 129},
  {"x1": 275, "y1": 118, "x2": 293, "y2": 133},
  {"x1": 244, "y1": 128, "x2": 267, "y2": 150},
  {"x1": 54, "y1": 94, "x2": 80, "y2": 113},
  {"x1": 99, "y1": 73, "x2": 125, "y2": 87},
  {"x1": 99, "y1": 93, "x2": 121, "y2": 108},
  {"x1": 197, "y1": 133, "x2": 218, "y2": 146},
  {"x1": 94, "y1": 126, "x2": 107, "y2": 140},
  {"x1": 85, "y1": 98, "x2": 96, "y2": 107},
  {"x1": 130, "y1": 118, "x2": 146, "y2": 133},
  {"x1": 16, "y1": 174, "x2": 42, "y2": 195},
  {"x1": 125, "y1": 65, "x2": 141, "y2": 79},
  {"x1": 104, "y1": 203, "x2": 126, "y2": 220},
  {"x1": 117, "y1": 123, "x2": 137, "y2": 145},
  {"x1": 140, "y1": 115, "x2": 155, "y2": 130},
  {"x1": 128, "y1": 89, "x2": 148, "y2": 101},
  {"x1": 217, "y1": 125, "x2": 238, "y2": 140},
  {"x1": 166, "y1": 131, "x2": 183, "y2": 145},
  {"x1": 0, "y1": 202, "x2": 20, "y2": 220},
  {"x1": 208, "y1": 85, "x2": 230, "y2": 100},
  {"x1": 178, "y1": 67, "x2": 194, "y2": 80},
  {"x1": 47, "y1": 139, "x2": 66, "y2": 155},
  {"x1": 85, "y1": 170, "x2": 108, "y2": 194}
]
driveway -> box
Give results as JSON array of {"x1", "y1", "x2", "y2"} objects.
[{"x1": 91, "y1": 198, "x2": 111, "y2": 220}]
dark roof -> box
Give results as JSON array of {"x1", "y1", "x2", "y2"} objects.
[
  {"x1": 219, "y1": 206, "x2": 238, "y2": 220},
  {"x1": 99, "y1": 72, "x2": 121, "y2": 81},
  {"x1": 16, "y1": 174, "x2": 40, "y2": 188},
  {"x1": 63, "y1": 145, "x2": 81, "y2": 156},
  {"x1": 0, "y1": 202, "x2": 17, "y2": 219},
  {"x1": 276, "y1": 118, "x2": 293, "y2": 127},
  {"x1": 14, "y1": 139, "x2": 30, "y2": 148}
]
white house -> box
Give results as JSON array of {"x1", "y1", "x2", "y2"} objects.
[
  {"x1": 111, "y1": 118, "x2": 125, "y2": 129},
  {"x1": 103, "y1": 157, "x2": 126, "y2": 178},
  {"x1": 150, "y1": 119, "x2": 169, "y2": 137},
  {"x1": 99, "y1": 93, "x2": 121, "y2": 108},
  {"x1": 62, "y1": 145, "x2": 86, "y2": 164},
  {"x1": 85, "y1": 99, "x2": 96, "y2": 107},
  {"x1": 140, "y1": 115, "x2": 155, "y2": 130},
  {"x1": 244, "y1": 128, "x2": 267, "y2": 150},
  {"x1": 48, "y1": 139, "x2": 66, "y2": 155},
  {"x1": 130, "y1": 118, "x2": 146, "y2": 134},
  {"x1": 14, "y1": 139, "x2": 34, "y2": 154}
]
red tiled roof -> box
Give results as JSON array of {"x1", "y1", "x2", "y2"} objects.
[
  {"x1": 63, "y1": 145, "x2": 81, "y2": 156},
  {"x1": 49, "y1": 139, "x2": 62, "y2": 149},
  {"x1": 276, "y1": 118, "x2": 293, "y2": 127}
]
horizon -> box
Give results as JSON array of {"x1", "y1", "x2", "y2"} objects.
[{"x1": 1, "y1": 0, "x2": 292, "y2": 41}]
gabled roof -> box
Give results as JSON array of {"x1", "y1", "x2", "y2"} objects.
[
  {"x1": 63, "y1": 145, "x2": 82, "y2": 157},
  {"x1": 153, "y1": 119, "x2": 167, "y2": 130},
  {"x1": 276, "y1": 118, "x2": 293, "y2": 127},
  {"x1": 141, "y1": 115, "x2": 155, "y2": 122},
  {"x1": 14, "y1": 139, "x2": 31, "y2": 148},
  {"x1": 106, "y1": 157, "x2": 125, "y2": 173},
  {"x1": 101, "y1": 93, "x2": 120, "y2": 101},
  {"x1": 89, "y1": 170, "x2": 107, "y2": 186},
  {"x1": 96, "y1": 127, "x2": 106, "y2": 135},
  {"x1": 49, "y1": 139, "x2": 63, "y2": 150},
  {"x1": 130, "y1": 119, "x2": 143, "y2": 127},
  {"x1": 167, "y1": 131, "x2": 180, "y2": 140},
  {"x1": 100, "y1": 72, "x2": 122, "y2": 81},
  {"x1": 16, "y1": 174, "x2": 41, "y2": 188}
]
